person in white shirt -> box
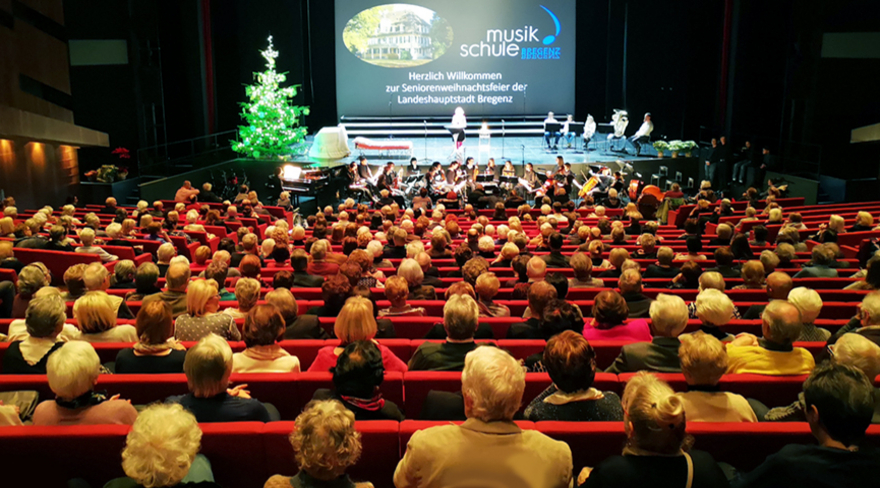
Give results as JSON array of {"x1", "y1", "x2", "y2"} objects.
[
  {"x1": 583, "y1": 114, "x2": 597, "y2": 149},
  {"x1": 629, "y1": 112, "x2": 654, "y2": 156},
  {"x1": 75, "y1": 227, "x2": 117, "y2": 262},
  {"x1": 562, "y1": 114, "x2": 576, "y2": 148},
  {"x1": 451, "y1": 107, "x2": 467, "y2": 149},
  {"x1": 543, "y1": 111, "x2": 561, "y2": 150}
]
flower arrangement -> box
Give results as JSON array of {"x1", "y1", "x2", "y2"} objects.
[
  {"x1": 653, "y1": 140, "x2": 669, "y2": 157},
  {"x1": 89, "y1": 165, "x2": 129, "y2": 183}
]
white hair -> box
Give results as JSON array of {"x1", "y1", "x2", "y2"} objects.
[
  {"x1": 169, "y1": 255, "x2": 190, "y2": 266},
  {"x1": 649, "y1": 294, "x2": 689, "y2": 336},
  {"x1": 862, "y1": 292, "x2": 880, "y2": 326},
  {"x1": 157, "y1": 243, "x2": 176, "y2": 262},
  {"x1": 478, "y1": 235, "x2": 495, "y2": 253},
  {"x1": 462, "y1": 347, "x2": 525, "y2": 422},
  {"x1": 788, "y1": 287, "x2": 823, "y2": 324},
  {"x1": 105, "y1": 223, "x2": 122, "y2": 239},
  {"x1": 497, "y1": 225, "x2": 509, "y2": 239},
  {"x1": 695, "y1": 288, "x2": 734, "y2": 326},
  {"x1": 79, "y1": 227, "x2": 96, "y2": 246},
  {"x1": 835, "y1": 333, "x2": 880, "y2": 380},
  {"x1": 121, "y1": 403, "x2": 202, "y2": 488},
  {"x1": 367, "y1": 240, "x2": 384, "y2": 258},
  {"x1": 405, "y1": 240, "x2": 425, "y2": 258},
  {"x1": 186, "y1": 210, "x2": 199, "y2": 223},
  {"x1": 397, "y1": 258, "x2": 424, "y2": 286},
  {"x1": 47, "y1": 341, "x2": 101, "y2": 400}
]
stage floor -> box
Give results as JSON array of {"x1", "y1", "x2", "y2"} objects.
[{"x1": 302, "y1": 135, "x2": 660, "y2": 167}]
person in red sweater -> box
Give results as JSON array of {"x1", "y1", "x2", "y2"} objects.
[{"x1": 307, "y1": 295, "x2": 407, "y2": 373}]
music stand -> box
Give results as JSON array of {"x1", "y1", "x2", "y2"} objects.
[
  {"x1": 543, "y1": 122, "x2": 562, "y2": 150},
  {"x1": 445, "y1": 125, "x2": 466, "y2": 144}
]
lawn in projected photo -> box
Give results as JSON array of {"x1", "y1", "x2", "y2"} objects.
[{"x1": 343, "y1": 4, "x2": 453, "y2": 68}]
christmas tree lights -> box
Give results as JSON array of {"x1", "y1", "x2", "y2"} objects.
[{"x1": 233, "y1": 36, "x2": 310, "y2": 160}]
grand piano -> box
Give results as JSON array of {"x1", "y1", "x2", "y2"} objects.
[{"x1": 279, "y1": 164, "x2": 344, "y2": 208}]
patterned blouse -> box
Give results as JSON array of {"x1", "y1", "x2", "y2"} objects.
[{"x1": 174, "y1": 313, "x2": 241, "y2": 342}]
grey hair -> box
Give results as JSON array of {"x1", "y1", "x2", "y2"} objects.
[
  {"x1": 25, "y1": 293, "x2": 66, "y2": 337},
  {"x1": 18, "y1": 265, "x2": 48, "y2": 295}
]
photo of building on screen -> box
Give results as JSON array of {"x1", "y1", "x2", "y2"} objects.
[{"x1": 343, "y1": 4, "x2": 453, "y2": 68}]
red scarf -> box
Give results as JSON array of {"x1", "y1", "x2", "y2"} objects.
[{"x1": 340, "y1": 393, "x2": 385, "y2": 411}]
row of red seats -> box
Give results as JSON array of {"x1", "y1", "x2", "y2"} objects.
[
  {"x1": 0, "y1": 336, "x2": 834, "y2": 373},
  {"x1": 13, "y1": 419, "x2": 872, "y2": 488},
  {"x1": 0, "y1": 370, "x2": 846, "y2": 420}
]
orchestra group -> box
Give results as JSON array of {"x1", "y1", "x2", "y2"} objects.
[{"x1": 344, "y1": 154, "x2": 629, "y2": 211}]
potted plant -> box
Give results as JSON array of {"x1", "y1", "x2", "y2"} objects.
[
  {"x1": 668, "y1": 140, "x2": 686, "y2": 158},
  {"x1": 118, "y1": 167, "x2": 129, "y2": 180},
  {"x1": 96, "y1": 164, "x2": 121, "y2": 183},
  {"x1": 682, "y1": 141, "x2": 698, "y2": 157},
  {"x1": 84, "y1": 170, "x2": 98, "y2": 182},
  {"x1": 653, "y1": 140, "x2": 669, "y2": 158}
]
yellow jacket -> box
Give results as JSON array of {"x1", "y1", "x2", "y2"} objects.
[{"x1": 726, "y1": 344, "x2": 815, "y2": 375}]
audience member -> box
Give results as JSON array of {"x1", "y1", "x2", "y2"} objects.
[
  {"x1": 265, "y1": 400, "x2": 373, "y2": 488},
  {"x1": 408, "y1": 294, "x2": 480, "y2": 371},
  {"x1": 582, "y1": 290, "x2": 652, "y2": 342},
  {"x1": 525, "y1": 331, "x2": 624, "y2": 422},
  {"x1": 618, "y1": 269, "x2": 653, "y2": 318},
  {"x1": 216, "y1": 295, "x2": 297, "y2": 357},
  {"x1": 742, "y1": 271, "x2": 793, "y2": 319},
  {"x1": 166, "y1": 334, "x2": 276, "y2": 422},
  {"x1": 33, "y1": 341, "x2": 138, "y2": 425},
  {"x1": 143, "y1": 262, "x2": 191, "y2": 318},
  {"x1": 577, "y1": 372, "x2": 729, "y2": 488},
  {"x1": 308, "y1": 296, "x2": 407, "y2": 373},
  {"x1": 72, "y1": 292, "x2": 138, "y2": 342},
  {"x1": 174, "y1": 279, "x2": 241, "y2": 341},
  {"x1": 607, "y1": 294, "x2": 688, "y2": 373},
  {"x1": 738, "y1": 363, "x2": 880, "y2": 487},
  {"x1": 2, "y1": 294, "x2": 67, "y2": 374},
  {"x1": 726, "y1": 300, "x2": 815, "y2": 375},
  {"x1": 677, "y1": 332, "x2": 758, "y2": 422},
  {"x1": 313, "y1": 341, "x2": 404, "y2": 421},
  {"x1": 394, "y1": 347, "x2": 573, "y2": 488},
  {"x1": 115, "y1": 300, "x2": 187, "y2": 374}
]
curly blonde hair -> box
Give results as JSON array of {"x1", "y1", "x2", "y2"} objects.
[
  {"x1": 291, "y1": 400, "x2": 362, "y2": 480},
  {"x1": 122, "y1": 403, "x2": 202, "y2": 488},
  {"x1": 622, "y1": 372, "x2": 687, "y2": 454}
]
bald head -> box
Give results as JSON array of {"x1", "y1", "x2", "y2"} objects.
[
  {"x1": 766, "y1": 272, "x2": 793, "y2": 300},
  {"x1": 762, "y1": 300, "x2": 803, "y2": 344}
]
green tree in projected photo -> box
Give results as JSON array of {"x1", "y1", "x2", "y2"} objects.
[
  {"x1": 233, "y1": 36, "x2": 309, "y2": 160},
  {"x1": 343, "y1": 4, "x2": 454, "y2": 68},
  {"x1": 429, "y1": 15, "x2": 452, "y2": 58}
]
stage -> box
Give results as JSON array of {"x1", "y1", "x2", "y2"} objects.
[
  {"x1": 302, "y1": 134, "x2": 669, "y2": 166},
  {"x1": 296, "y1": 132, "x2": 700, "y2": 191}
]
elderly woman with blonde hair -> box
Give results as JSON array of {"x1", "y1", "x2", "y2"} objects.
[
  {"x1": 265, "y1": 400, "x2": 373, "y2": 488},
  {"x1": 232, "y1": 304, "x2": 301, "y2": 373},
  {"x1": 221, "y1": 276, "x2": 262, "y2": 320},
  {"x1": 73, "y1": 292, "x2": 137, "y2": 342},
  {"x1": 398, "y1": 258, "x2": 436, "y2": 300},
  {"x1": 32, "y1": 341, "x2": 138, "y2": 426},
  {"x1": 676, "y1": 332, "x2": 758, "y2": 422},
  {"x1": 103, "y1": 403, "x2": 220, "y2": 487},
  {"x1": 378, "y1": 275, "x2": 425, "y2": 317},
  {"x1": 576, "y1": 372, "x2": 729, "y2": 487},
  {"x1": 174, "y1": 279, "x2": 241, "y2": 341},
  {"x1": 307, "y1": 296, "x2": 407, "y2": 373}
]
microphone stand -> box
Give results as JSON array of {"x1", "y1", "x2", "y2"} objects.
[{"x1": 501, "y1": 120, "x2": 506, "y2": 159}]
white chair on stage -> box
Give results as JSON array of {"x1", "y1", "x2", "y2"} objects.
[{"x1": 308, "y1": 124, "x2": 351, "y2": 160}]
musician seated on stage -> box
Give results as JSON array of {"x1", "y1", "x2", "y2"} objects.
[{"x1": 543, "y1": 112, "x2": 562, "y2": 150}]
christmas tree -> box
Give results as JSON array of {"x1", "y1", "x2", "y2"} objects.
[{"x1": 233, "y1": 36, "x2": 310, "y2": 160}]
